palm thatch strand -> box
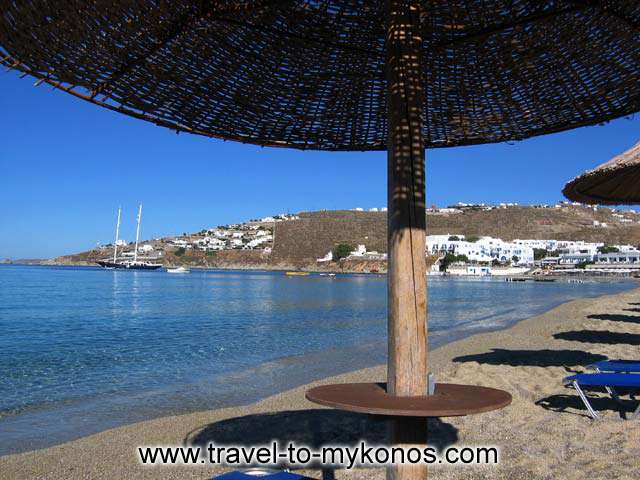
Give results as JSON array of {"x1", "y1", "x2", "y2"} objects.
[
  {"x1": 563, "y1": 141, "x2": 640, "y2": 205},
  {"x1": 1, "y1": 1, "x2": 640, "y2": 151}
]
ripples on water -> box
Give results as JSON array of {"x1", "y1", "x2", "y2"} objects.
[{"x1": 0, "y1": 265, "x2": 634, "y2": 453}]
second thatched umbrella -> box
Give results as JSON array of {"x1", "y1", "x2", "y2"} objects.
[{"x1": 563, "y1": 141, "x2": 640, "y2": 205}]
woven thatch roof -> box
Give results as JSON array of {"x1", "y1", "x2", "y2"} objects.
[
  {"x1": 2, "y1": 1, "x2": 640, "y2": 150},
  {"x1": 563, "y1": 141, "x2": 640, "y2": 205}
]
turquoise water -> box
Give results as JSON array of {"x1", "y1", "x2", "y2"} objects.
[{"x1": 0, "y1": 265, "x2": 635, "y2": 454}]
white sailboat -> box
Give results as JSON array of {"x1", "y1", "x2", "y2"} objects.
[{"x1": 97, "y1": 204, "x2": 162, "y2": 270}]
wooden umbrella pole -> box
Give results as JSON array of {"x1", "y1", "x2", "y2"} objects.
[{"x1": 386, "y1": 1, "x2": 428, "y2": 479}]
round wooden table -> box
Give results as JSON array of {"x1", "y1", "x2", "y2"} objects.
[{"x1": 306, "y1": 382, "x2": 512, "y2": 417}]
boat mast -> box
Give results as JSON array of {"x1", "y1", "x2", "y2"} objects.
[
  {"x1": 133, "y1": 203, "x2": 142, "y2": 263},
  {"x1": 113, "y1": 207, "x2": 121, "y2": 263}
]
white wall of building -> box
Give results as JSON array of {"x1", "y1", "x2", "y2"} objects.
[{"x1": 426, "y1": 235, "x2": 534, "y2": 266}]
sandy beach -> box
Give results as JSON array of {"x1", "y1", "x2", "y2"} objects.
[{"x1": 2, "y1": 286, "x2": 640, "y2": 480}]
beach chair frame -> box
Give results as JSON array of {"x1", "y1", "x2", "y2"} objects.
[{"x1": 566, "y1": 378, "x2": 640, "y2": 420}]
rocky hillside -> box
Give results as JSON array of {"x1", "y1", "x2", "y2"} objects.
[
  {"x1": 270, "y1": 205, "x2": 640, "y2": 265},
  {"x1": 271, "y1": 210, "x2": 386, "y2": 266}
]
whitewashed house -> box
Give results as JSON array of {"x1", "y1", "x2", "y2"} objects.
[
  {"x1": 595, "y1": 252, "x2": 640, "y2": 265},
  {"x1": 170, "y1": 239, "x2": 189, "y2": 248},
  {"x1": 244, "y1": 235, "x2": 273, "y2": 249},
  {"x1": 349, "y1": 245, "x2": 368, "y2": 257},
  {"x1": 613, "y1": 244, "x2": 638, "y2": 252},
  {"x1": 212, "y1": 230, "x2": 230, "y2": 238},
  {"x1": 317, "y1": 251, "x2": 333, "y2": 263},
  {"x1": 426, "y1": 235, "x2": 534, "y2": 266},
  {"x1": 512, "y1": 239, "x2": 559, "y2": 251},
  {"x1": 556, "y1": 241, "x2": 602, "y2": 256},
  {"x1": 196, "y1": 237, "x2": 225, "y2": 251}
]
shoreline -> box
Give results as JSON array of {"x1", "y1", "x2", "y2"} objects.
[
  {"x1": 3, "y1": 261, "x2": 379, "y2": 275},
  {"x1": 5, "y1": 262, "x2": 640, "y2": 280},
  {"x1": 2, "y1": 286, "x2": 640, "y2": 479}
]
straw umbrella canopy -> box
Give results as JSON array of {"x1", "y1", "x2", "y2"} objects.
[
  {"x1": 563, "y1": 141, "x2": 640, "y2": 205},
  {"x1": 3, "y1": 2, "x2": 640, "y2": 479}
]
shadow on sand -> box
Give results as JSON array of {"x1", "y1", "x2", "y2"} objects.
[
  {"x1": 553, "y1": 330, "x2": 640, "y2": 345},
  {"x1": 452, "y1": 348, "x2": 607, "y2": 368},
  {"x1": 588, "y1": 313, "x2": 640, "y2": 324},
  {"x1": 184, "y1": 409, "x2": 458, "y2": 468},
  {"x1": 536, "y1": 392, "x2": 633, "y2": 420}
]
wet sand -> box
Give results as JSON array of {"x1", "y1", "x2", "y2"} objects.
[{"x1": 2, "y1": 287, "x2": 640, "y2": 479}]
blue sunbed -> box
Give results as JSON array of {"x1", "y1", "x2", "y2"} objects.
[
  {"x1": 587, "y1": 360, "x2": 640, "y2": 373},
  {"x1": 563, "y1": 372, "x2": 640, "y2": 420}
]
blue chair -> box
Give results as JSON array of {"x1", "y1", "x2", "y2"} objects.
[
  {"x1": 563, "y1": 372, "x2": 640, "y2": 420},
  {"x1": 587, "y1": 360, "x2": 640, "y2": 373}
]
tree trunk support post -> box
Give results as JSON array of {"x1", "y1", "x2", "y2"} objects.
[{"x1": 386, "y1": 0, "x2": 429, "y2": 479}]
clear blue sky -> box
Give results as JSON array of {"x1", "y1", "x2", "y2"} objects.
[{"x1": 1, "y1": 71, "x2": 639, "y2": 259}]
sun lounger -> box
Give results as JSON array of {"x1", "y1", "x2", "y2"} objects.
[
  {"x1": 587, "y1": 360, "x2": 640, "y2": 373},
  {"x1": 563, "y1": 372, "x2": 640, "y2": 420}
]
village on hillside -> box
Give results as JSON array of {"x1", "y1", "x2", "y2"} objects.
[{"x1": 51, "y1": 202, "x2": 640, "y2": 276}]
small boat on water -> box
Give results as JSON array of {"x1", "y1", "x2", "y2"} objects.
[
  {"x1": 319, "y1": 273, "x2": 336, "y2": 277},
  {"x1": 167, "y1": 266, "x2": 190, "y2": 274},
  {"x1": 285, "y1": 271, "x2": 309, "y2": 276},
  {"x1": 97, "y1": 204, "x2": 162, "y2": 271}
]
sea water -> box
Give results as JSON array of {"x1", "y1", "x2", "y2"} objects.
[{"x1": 0, "y1": 265, "x2": 634, "y2": 454}]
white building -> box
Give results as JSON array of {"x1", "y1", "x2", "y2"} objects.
[
  {"x1": 558, "y1": 253, "x2": 594, "y2": 265},
  {"x1": 437, "y1": 208, "x2": 462, "y2": 214},
  {"x1": 317, "y1": 251, "x2": 333, "y2": 262},
  {"x1": 613, "y1": 244, "x2": 638, "y2": 252},
  {"x1": 426, "y1": 235, "x2": 493, "y2": 263},
  {"x1": 426, "y1": 235, "x2": 534, "y2": 266},
  {"x1": 170, "y1": 239, "x2": 189, "y2": 248},
  {"x1": 512, "y1": 239, "x2": 559, "y2": 251},
  {"x1": 556, "y1": 241, "x2": 602, "y2": 256},
  {"x1": 196, "y1": 237, "x2": 226, "y2": 250},
  {"x1": 348, "y1": 245, "x2": 368, "y2": 257},
  {"x1": 595, "y1": 252, "x2": 640, "y2": 265},
  {"x1": 244, "y1": 235, "x2": 273, "y2": 249}
]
